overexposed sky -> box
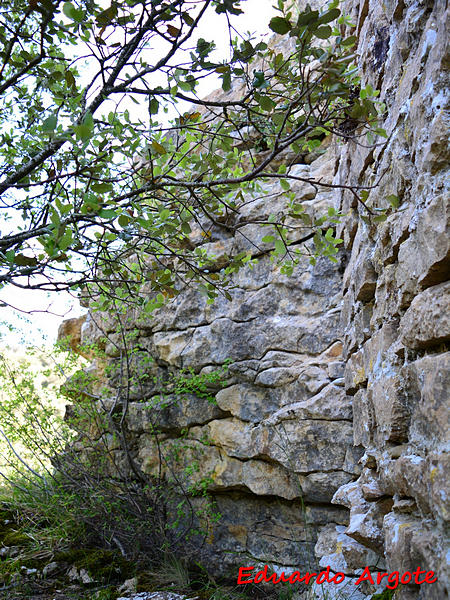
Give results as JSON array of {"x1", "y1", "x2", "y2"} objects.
[{"x1": 0, "y1": 0, "x2": 277, "y2": 348}]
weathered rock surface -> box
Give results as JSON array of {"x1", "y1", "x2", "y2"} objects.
[
  {"x1": 62, "y1": 0, "x2": 449, "y2": 597},
  {"x1": 322, "y1": 0, "x2": 450, "y2": 598}
]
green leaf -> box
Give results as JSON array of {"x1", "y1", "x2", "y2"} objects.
[
  {"x1": 63, "y1": 2, "x2": 76, "y2": 19},
  {"x1": 261, "y1": 235, "x2": 276, "y2": 243},
  {"x1": 221, "y1": 72, "x2": 231, "y2": 91},
  {"x1": 297, "y1": 10, "x2": 319, "y2": 26},
  {"x1": 118, "y1": 214, "x2": 130, "y2": 227},
  {"x1": 65, "y1": 70, "x2": 76, "y2": 89},
  {"x1": 182, "y1": 12, "x2": 194, "y2": 26},
  {"x1": 42, "y1": 114, "x2": 57, "y2": 132},
  {"x1": 386, "y1": 194, "x2": 400, "y2": 208},
  {"x1": 151, "y1": 140, "x2": 167, "y2": 155},
  {"x1": 318, "y1": 8, "x2": 340, "y2": 24},
  {"x1": 96, "y1": 4, "x2": 118, "y2": 26},
  {"x1": 63, "y1": 2, "x2": 84, "y2": 22},
  {"x1": 325, "y1": 228, "x2": 334, "y2": 241},
  {"x1": 149, "y1": 98, "x2": 159, "y2": 115},
  {"x1": 360, "y1": 190, "x2": 370, "y2": 202},
  {"x1": 14, "y1": 253, "x2": 38, "y2": 267},
  {"x1": 274, "y1": 239, "x2": 285, "y2": 255},
  {"x1": 74, "y1": 124, "x2": 92, "y2": 141},
  {"x1": 99, "y1": 208, "x2": 117, "y2": 219},
  {"x1": 83, "y1": 112, "x2": 94, "y2": 128},
  {"x1": 181, "y1": 222, "x2": 192, "y2": 234},
  {"x1": 280, "y1": 179, "x2": 290, "y2": 191},
  {"x1": 374, "y1": 127, "x2": 388, "y2": 138},
  {"x1": 58, "y1": 229, "x2": 73, "y2": 251},
  {"x1": 314, "y1": 25, "x2": 332, "y2": 39},
  {"x1": 341, "y1": 35, "x2": 357, "y2": 47},
  {"x1": 258, "y1": 95, "x2": 276, "y2": 111},
  {"x1": 91, "y1": 182, "x2": 113, "y2": 193},
  {"x1": 269, "y1": 16, "x2": 292, "y2": 35},
  {"x1": 252, "y1": 71, "x2": 269, "y2": 89}
]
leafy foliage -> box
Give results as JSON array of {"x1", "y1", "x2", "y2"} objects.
[
  {"x1": 0, "y1": 336, "x2": 231, "y2": 581},
  {"x1": 0, "y1": 0, "x2": 387, "y2": 311}
]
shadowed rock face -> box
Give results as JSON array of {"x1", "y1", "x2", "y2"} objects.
[
  {"x1": 321, "y1": 0, "x2": 449, "y2": 598},
  {"x1": 61, "y1": 0, "x2": 449, "y2": 597}
]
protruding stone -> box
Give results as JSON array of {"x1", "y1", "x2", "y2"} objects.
[{"x1": 399, "y1": 281, "x2": 450, "y2": 349}]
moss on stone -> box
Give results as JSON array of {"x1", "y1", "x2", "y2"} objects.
[
  {"x1": 1, "y1": 529, "x2": 30, "y2": 546},
  {"x1": 55, "y1": 547, "x2": 135, "y2": 582},
  {"x1": 0, "y1": 508, "x2": 31, "y2": 548}
]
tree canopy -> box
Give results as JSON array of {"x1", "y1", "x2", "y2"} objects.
[{"x1": 0, "y1": 0, "x2": 386, "y2": 312}]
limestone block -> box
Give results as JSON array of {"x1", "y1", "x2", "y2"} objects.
[
  {"x1": 215, "y1": 371, "x2": 333, "y2": 424},
  {"x1": 354, "y1": 253, "x2": 378, "y2": 303},
  {"x1": 377, "y1": 453, "x2": 431, "y2": 514},
  {"x1": 370, "y1": 374, "x2": 410, "y2": 443},
  {"x1": 146, "y1": 287, "x2": 210, "y2": 333},
  {"x1": 328, "y1": 360, "x2": 345, "y2": 379},
  {"x1": 343, "y1": 445, "x2": 364, "y2": 476},
  {"x1": 152, "y1": 329, "x2": 192, "y2": 366},
  {"x1": 383, "y1": 511, "x2": 446, "y2": 592},
  {"x1": 215, "y1": 384, "x2": 272, "y2": 423},
  {"x1": 399, "y1": 281, "x2": 450, "y2": 349},
  {"x1": 320, "y1": 340, "x2": 344, "y2": 360},
  {"x1": 315, "y1": 524, "x2": 385, "y2": 572},
  {"x1": 302, "y1": 471, "x2": 354, "y2": 503},
  {"x1": 126, "y1": 395, "x2": 225, "y2": 433},
  {"x1": 345, "y1": 320, "x2": 400, "y2": 395},
  {"x1": 373, "y1": 203, "x2": 415, "y2": 268},
  {"x1": 383, "y1": 512, "x2": 420, "y2": 574},
  {"x1": 344, "y1": 300, "x2": 374, "y2": 355},
  {"x1": 353, "y1": 302, "x2": 373, "y2": 347},
  {"x1": 163, "y1": 312, "x2": 341, "y2": 369},
  {"x1": 332, "y1": 480, "x2": 393, "y2": 552},
  {"x1": 57, "y1": 314, "x2": 89, "y2": 357},
  {"x1": 345, "y1": 349, "x2": 367, "y2": 394},
  {"x1": 206, "y1": 493, "x2": 347, "y2": 569},
  {"x1": 353, "y1": 389, "x2": 374, "y2": 447},
  {"x1": 254, "y1": 366, "x2": 308, "y2": 388},
  {"x1": 141, "y1": 438, "x2": 303, "y2": 500},
  {"x1": 206, "y1": 416, "x2": 353, "y2": 474},
  {"x1": 267, "y1": 383, "x2": 353, "y2": 425},
  {"x1": 407, "y1": 352, "x2": 450, "y2": 448},
  {"x1": 359, "y1": 468, "x2": 385, "y2": 501},
  {"x1": 421, "y1": 109, "x2": 450, "y2": 174},
  {"x1": 341, "y1": 290, "x2": 355, "y2": 337},
  {"x1": 397, "y1": 194, "x2": 450, "y2": 297},
  {"x1": 371, "y1": 264, "x2": 400, "y2": 329},
  {"x1": 428, "y1": 451, "x2": 450, "y2": 522}
]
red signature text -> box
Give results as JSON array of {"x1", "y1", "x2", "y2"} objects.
[{"x1": 237, "y1": 565, "x2": 437, "y2": 590}]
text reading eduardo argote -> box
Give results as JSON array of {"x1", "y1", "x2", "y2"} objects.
[{"x1": 237, "y1": 565, "x2": 438, "y2": 590}]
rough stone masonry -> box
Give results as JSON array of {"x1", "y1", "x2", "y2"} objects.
[{"x1": 60, "y1": 0, "x2": 449, "y2": 598}]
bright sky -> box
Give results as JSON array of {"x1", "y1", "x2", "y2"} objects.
[{"x1": 0, "y1": 0, "x2": 277, "y2": 348}]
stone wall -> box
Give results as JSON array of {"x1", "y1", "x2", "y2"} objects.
[
  {"x1": 76, "y1": 152, "x2": 356, "y2": 577},
  {"x1": 317, "y1": 1, "x2": 449, "y2": 599},
  {"x1": 63, "y1": 0, "x2": 449, "y2": 598}
]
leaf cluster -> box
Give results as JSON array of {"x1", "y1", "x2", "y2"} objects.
[{"x1": 0, "y1": 0, "x2": 388, "y2": 312}]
